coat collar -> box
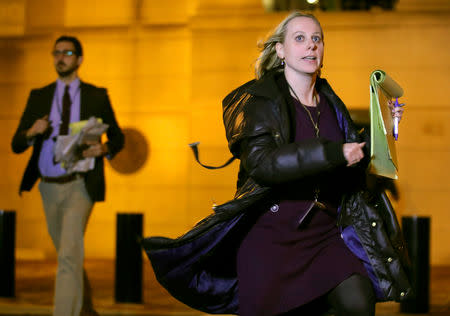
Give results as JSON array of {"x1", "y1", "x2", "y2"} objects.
[
  {"x1": 245, "y1": 69, "x2": 360, "y2": 143},
  {"x1": 246, "y1": 69, "x2": 284, "y2": 100}
]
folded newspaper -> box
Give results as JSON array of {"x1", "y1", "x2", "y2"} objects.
[{"x1": 54, "y1": 117, "x2": 109, "y2": 173}]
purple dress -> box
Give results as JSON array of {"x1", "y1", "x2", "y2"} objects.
[{"x1": 236, "y1": 93, "x2": 368, "y2": 316}]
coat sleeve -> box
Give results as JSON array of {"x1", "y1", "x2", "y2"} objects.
[
  {"x1": 99, "y1": 88, "x2": 124, "y2": 158},
  {"x1": 224, "y1": 94, "x2": 347, "y2": 187},
  {"x1": 240, "y1": 133, "x2": 346, "y2": 186}
]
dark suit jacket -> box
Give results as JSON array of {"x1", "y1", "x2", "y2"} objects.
[{"x1": 11, "y1": 81, "x2": 124, "y2": 202}]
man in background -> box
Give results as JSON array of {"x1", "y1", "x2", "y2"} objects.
[{"x1": 11, "y1": 35, "x2": 124, "y2": 316}]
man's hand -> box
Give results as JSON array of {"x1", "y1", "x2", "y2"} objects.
[
  {"x1": 26, "y1": 115, "x2": 49, "y2": 138},
  {"x1": 82, "y1": 140, "x2": 108, "y2": 158},
  {"x1": 343, "y1": 142, "x2": 366, "y2": 167}
]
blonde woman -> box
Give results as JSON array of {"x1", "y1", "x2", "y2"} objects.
[{"x1": 144, "y1": 11, "x2": 410, "y2": 316}]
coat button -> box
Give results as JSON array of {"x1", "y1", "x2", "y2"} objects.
[
  {"x1": 400, "y1": 292, "x2": 405, "y2": 297},
  {"x1": 371, "y1": 222, "x2": 377, "y2": 227},
  {"x1": 270, "y1": 204, "x2": 279, "y2": 213},
  {"x1": 387, "y1": 257, "x2": 393, "y2": 263}
]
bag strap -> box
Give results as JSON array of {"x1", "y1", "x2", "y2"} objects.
[{"x1": 189, "y1": 142, "x2": 235, "y2": 169}]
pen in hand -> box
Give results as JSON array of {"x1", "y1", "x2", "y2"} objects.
[{"x1": 393, "y1": 98, "x2": 405, "y2": 141}]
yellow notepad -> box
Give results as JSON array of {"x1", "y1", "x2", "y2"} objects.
[{"x1": 69, "y1": 118, "x2": 103, "y2": 135}]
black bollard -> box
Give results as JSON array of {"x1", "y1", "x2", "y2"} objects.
[
  {"x1": 115, "y1": 213, "x2": 143, "y2": 303},
  {"x1": 400, "y1": 216, "x2": 430, "y2": 313},
  {"x1": 0, "y1": 210, "x2": 15, "y2": 297}
]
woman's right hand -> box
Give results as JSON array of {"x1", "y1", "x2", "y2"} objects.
[{"x1": 343, "y1": 142, "x2": 366, "y2": 166}]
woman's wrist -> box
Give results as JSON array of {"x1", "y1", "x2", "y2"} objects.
[{"x1": 324, "y1": 142, "x2": 347, "y2": 166}]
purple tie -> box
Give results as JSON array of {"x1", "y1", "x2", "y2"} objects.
[{"x1": 59, "y1": 85, "x2": 71, "y2": 135}]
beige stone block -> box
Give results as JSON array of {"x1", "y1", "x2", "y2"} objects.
[
  {"x1": 84, "y1": 219, "x2": 115, "y2": 258},
  {"x1": 0, "y1": 83, "x2": 30, "y2": 117},
  {"x1": 106, "y1": 147, "x2": 190, "y2": 187},
  {"x1": 325, "y1": 25, "x2": 449, "y2": 69},
  {"x1": 0, "y1": 39, "x2": 26, "y2": 84},
  {"x1": 191, "y1": 71, "x2": 254, "y2": 107},
  {"x1": 92, "y1": 186, "x2": 189, "y2": 234},
  {"x1": 5, "y1": 188, "x2": 55, "y2": 258},
  {"x1": 76, "y1": 35, "x2": 135, "y2": 79},
  {"x1": 190, "y1": 109, "x2": 227, "y2": 145},
  {"x1": 196, "y1": 0, "x2": 263, "y2": 13},
  {"x1": 0, "y1": 119, "x2": 20, "y2": 152},
  {"x1": 64, "y1": 0, "x2": 133, "y2": 27},
  {"x1": 118, "y1": 112, "x2": 190, "y2": 149},
  {"x1": 398, "y1": 108, "x2": 450, "y2": 149},
  {"x1": 397, "y1": 148, "x2": 450, "y2": 192},
  {"x1": 132, "y1": 76, "x2": 191, "y2": 111},
  {"x1": 0, "y1": 122, "x2": 32, "y2": 187},
  {"x1": 0, "y1": 0, "x2": 25, "y2": 36},
  {"x1": 192, "y1": 29, "x2": 260, "y2": 72},
  {"x1": 90, "y1": 78, "x2": 133, "y2": 111},
  {"x1": 399, "y1": 190, "x2": 450, "y2": 265},
  {"x1": 74, "y1": 76, "x2": 190, "y2": 113},
  {"x1": 25, "y1": 0, "x2": 63, "y2": 30},
  {"x1": 0, "y1": 184, "x2": 21, "y2": 213},
  {"x1": 190, "y1": 12, "x2": 276, "y2": 31},
  {"x1": 0, "y1": 118, "x2": 37, "y2": 194},
  {"x1": 140, "y1": 0, "x2": 189, "y2": 24},
  {"x1": 188, "y1": 146, "x2": 239, "y2": 187},
  {"x1": 16, "y1": 217, "x2": 52, "y2": 254},
  {"x1": 135, "y1": 28, "x2": 191, "y2": 76},
  {"x1": 103, "y1": 112, "x2": 191, "y2": 186},
  {"x1": 2, "y1": 179, "x2": 39, "y2": 217},
  {"x1": 21, "y1": 38, "x2": 57, "y2": 84},
  {"x1": 392, "y1": 69, "x2": 448, "y2": 107},
  {"x1": 318, "y1": 68, "x2": 372, "y2": 110},
  {"x1": 84, "y1": 188, "x2": 191, "y2": 257}
]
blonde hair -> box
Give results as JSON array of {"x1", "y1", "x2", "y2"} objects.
[{"x1": 255, "y1": 11, "x2": 323, "y2": 79}]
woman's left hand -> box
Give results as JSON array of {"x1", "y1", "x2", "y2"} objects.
[{"x1": 387, "y1": 99, "x2": 405, "y2": 123}]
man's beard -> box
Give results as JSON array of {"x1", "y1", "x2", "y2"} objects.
[{"x1": 56, "y1": 63, "x2": 78, "y2": 78}]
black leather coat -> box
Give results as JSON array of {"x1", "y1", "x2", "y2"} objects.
[{"x1": 143, "y1": 70, "x2": 412, "y2": 314}]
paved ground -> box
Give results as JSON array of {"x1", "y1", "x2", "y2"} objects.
[{"x1": 0, "y1": 260, "x2": 448, "y2": 315}]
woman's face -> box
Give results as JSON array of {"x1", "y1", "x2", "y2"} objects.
[{"x1": 276, "y1": 16, "x2": 324, "y2": 77}]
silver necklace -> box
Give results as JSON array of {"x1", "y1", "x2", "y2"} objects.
[{"x1": 288, "y1": 84, "x2": 320, "y2": 138}]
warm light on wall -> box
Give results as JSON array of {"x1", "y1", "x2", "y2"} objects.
[{"x1": 0, "y1": 0, "x2": 449, "y2": 265}]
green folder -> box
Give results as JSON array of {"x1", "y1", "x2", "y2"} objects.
[{"x1": 369, "y1": 70, "x2": 403, "y2": 179}]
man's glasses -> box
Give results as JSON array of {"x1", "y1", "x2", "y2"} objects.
[{"x1": 52, "y1": 50, "x2": 76, "y2": 57}]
